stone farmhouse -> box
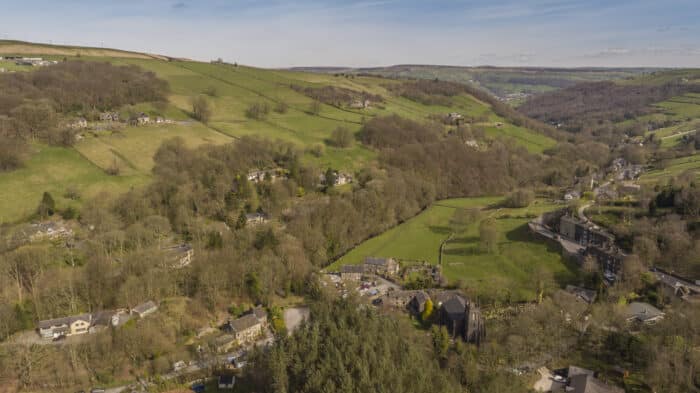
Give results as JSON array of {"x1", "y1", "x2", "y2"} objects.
[
  {"x1": 625, "y1": 302, "x2": 664, "y2": 324},
  {"x1": 37, "y1": 306, "x2": 143, "y2": 340},
  {"x1": 246, "y1": 212, "x2": 269, "y2": 225},
  {"x1": 99, "y1": 112, "x2": 120, "y2": 122},
  {"x1": 22, "y1": 221, "x2": 73, "y2": 243},
  {"x1": 340, "y1": 264, "x2": 364, "y2": 281},
  {"x1": 446, "y1": 112, "x2": 465, "y2": 125},
  {"x1": 247, "y1": 168, "x2": 285, "y2": 183},
  {"x1": 338, "y1": 257, "x2": 400, "y2": 280},
  {"x1": 38, "y1": 313, "x2": 92, "y2": 339},
  {"x1": 163, "y1": 244, "x2": 194, "y2": 269},
  {"x1": 363, "y1": 257, "x2": 399, "y2": 276},
  {"x1": 221, "y1": 307, "x2": 268, "y2": 347}
]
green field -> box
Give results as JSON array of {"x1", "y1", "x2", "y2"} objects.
[
  {"x1": 0, "y1": 59, "x2": 32, "y2": 72},
  {"x1": 333, "y1": 197, "x2": 575, "y2": 302},
  {"x1": 75, "y1": 122, "x2": 232, "y2": 175},
  {"x1": 640, "y1": 153, "x2": 700, "y2": 184},
  {"x1": 0, "y1": 144, "x2": 148, "y2": 223}
]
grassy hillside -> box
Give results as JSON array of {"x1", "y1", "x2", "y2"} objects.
[
  {"x1": 0, "y1": 144, "x2": 148, "y2": 224},
  {"x1": 639, "y1": 153, "x2": 700, "y2": 184},
  {"x1": 0, "y1": 39, "x2": 167, "y2": 60},
  {"x1": 332, "y1": 197, "x2": 575, "y2": 302},
  {"x1": 0, "y1": 43, "x2": 556, "y2": 223}
]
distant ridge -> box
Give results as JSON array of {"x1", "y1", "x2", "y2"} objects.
[
  {"x1": 0, "y1": 39, "x2": 188, "y2": 61},
  {"x1": 288, "y1": 64, "x2": 663, "y2": 73}
]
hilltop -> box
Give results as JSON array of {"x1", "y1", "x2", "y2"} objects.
[{"x1": 0, "y1": 39, "x2": 174, "y2": 60}]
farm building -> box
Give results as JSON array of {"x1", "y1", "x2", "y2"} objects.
[
  {"x1": 340, "y1": 264, "x2": 364, "y2": 280},
  {"x1": 38, "y1": 313, "x2": 92, "y2": 339},
  {"x1": 131, "y1": 300, "x2": 158, "y2": 318},
  {"x1": 363, "y1": 257, "x2": 399, "y2": 276}
]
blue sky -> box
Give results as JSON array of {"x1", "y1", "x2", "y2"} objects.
[{"x1": 2, "y1": 0, "x2": 700, "y2": 67}]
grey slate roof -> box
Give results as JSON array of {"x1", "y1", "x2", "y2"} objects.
[
  {"x1": 569, "y1": 374, "x2": 623, "y2": 393},
  {"x1": 132, "y1": 300, "x2": 158, "y2": 315},
  {"x1": 229, "y1": 314, "x2": 261, "y2": 333},
  {"x1": 38, "y1": 313, "x2": 92, "y2": 329},
  {"x1": 341, "y1": 265, "x2": 364, "y2": 274},
  {"x1": 215, "y1": 334, "x2": 236, "y2": 347},
  {"x1": 252, "y1": 306, "x2": 267, "y2": 321},
  {"x1": 442, "y1": 295, "x2": 467, "y2": 319},
  {"x1": 625, "y1": 302, "x2": 664, "y2": 322},
  {"x1": 566, "y1": 285, "x2": 597, "y2": 304}
]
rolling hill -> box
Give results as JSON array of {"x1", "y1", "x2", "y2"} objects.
[
  {"x1": 292, "y1": 64, "x2": 655, "y2": 102},
  {"x1": 0, "y1": 41, "x2": 557, "y2": 223}
]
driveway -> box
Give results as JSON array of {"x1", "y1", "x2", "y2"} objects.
[
  {"x1": 284, "y1": 306, "x2": 310, "y2": 335},
  {"x1": 533, "y1": 367, "x2": 565, "y2": 392}
]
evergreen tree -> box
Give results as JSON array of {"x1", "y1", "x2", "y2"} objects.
[
  {"x1": 37, "y1": 191, "x2": 56, "y2": 218},
  {"x1": 421, "y1": 298, "x2": 434, "y2": 322}
]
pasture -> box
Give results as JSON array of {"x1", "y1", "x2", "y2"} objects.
[
  {"x1": 640, "y1": 153, "x2": 700, "y2": 184},
  {"x1": 0, "y1": 144, "x2": 148, "y2": 223},
  {"x1": 74, "y1": 122, "x2": 232, "y2": 175},
  {"x1": 333, "y1": 197, "x2": 575, "y2": 302}
]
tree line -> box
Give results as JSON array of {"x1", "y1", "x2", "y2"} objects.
[{"x1": 518, "y1": 80, "x2": 700, "y2": 143}]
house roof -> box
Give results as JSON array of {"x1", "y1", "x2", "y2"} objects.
[
  {"x1": 215, "y1": 334, "x2": 236, "y2": 346},
  {"x1": 413, "y1": 291, "x2": 430, "y2": 304},
  {"x1": 442, "y1": 295, "x2": 467, "y2": 318},
  {"x1": 569, "y1": 374, "x2": 623, "y2": 393},
  {"x1": 252, "y1": 306, "x2": 267, "y2": 321},
  {"x1": 341, "y1": 265, "x2": 364, "y2": 274},
  {"x1": 93, "y1": 310, "x2": 131, "y2": 327},
  {"x1": 625, "y1": 302, "x2": 664, "y2": 322},
  {"x1": 38, "y1": 313, "x2": 92, "y2": 329},
  {"x1": 92, "y1": 310, "x2": 117, "y2": 326},
  {"x1": 133, "y1": 300, "x2": 158, "y2": 315},
  {"x1": 566, "y1": 285, "x2": 597, "y2": 304},
  {"x1": 229, "y1": 313, "x2": 261, "y2": 333},
  {"x1": 568, "y1": 366, "x2": 595, "y2": 378}
]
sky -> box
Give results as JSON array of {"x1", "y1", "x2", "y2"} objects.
[{"x1": 2, "y1": 0, "x2": 700, "y2": 68}]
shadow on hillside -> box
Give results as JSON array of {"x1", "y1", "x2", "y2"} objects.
[
  {"x1": 428, "y1": 225, "x2": 452, "y2": 235},
  {"x1": 443, "y1": 246, "x2": 480, "y2": 256},
  {"x1": 505, "y1": 223, "x2": 579, "y2": 286},
  {"x1": 505, "y1": 223, "x2": 560, "y2": 254},
  {"x1": 449, "y1": 235, "x2": 480, "y2": 244}
]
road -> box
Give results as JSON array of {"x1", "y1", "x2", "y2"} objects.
[
  {"x1": 661, "y1": 129, "x2": 696, "y2": 139},
  {"x1": 577, "y1": 202, "x2": 592, "y2": 222}
]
